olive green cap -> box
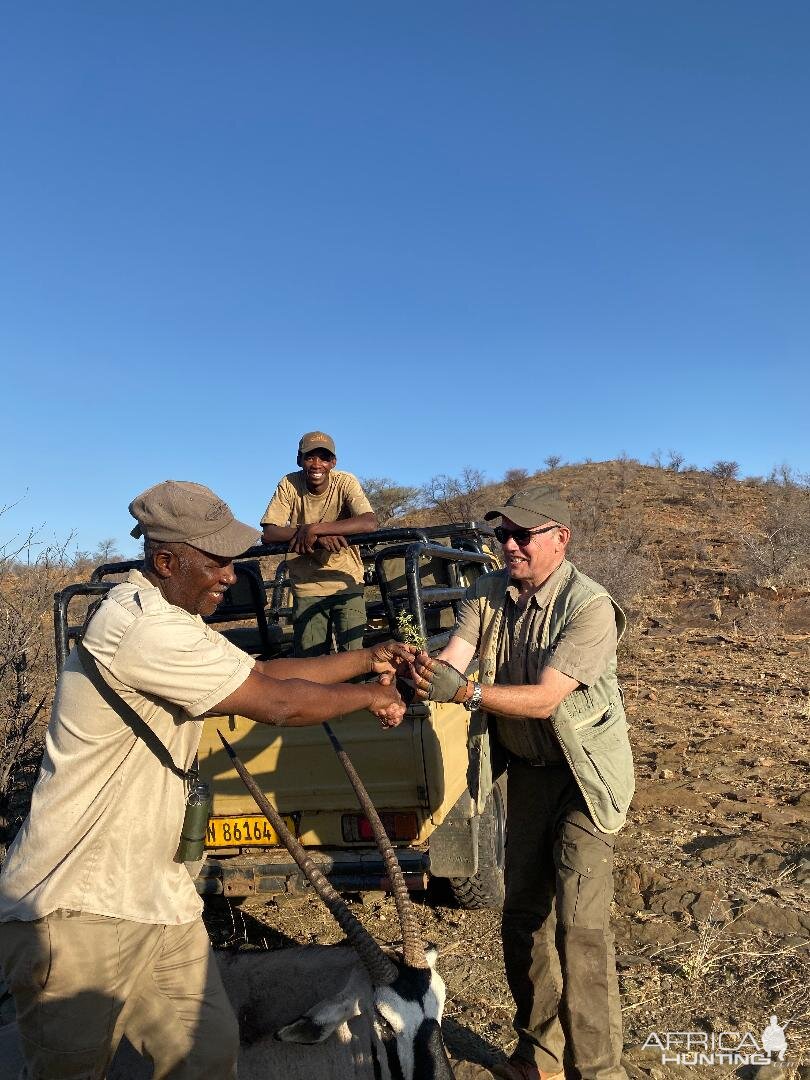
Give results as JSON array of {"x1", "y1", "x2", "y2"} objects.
[
  {"x1": 129, "y1": 481, "x2": 260, "y2": 557},
  {"x1": 298, "y1": 430, "x2": 336, "y2": 456},
  {"x1": 485, "y1": 485, "x2": 570, "y2": 529}
]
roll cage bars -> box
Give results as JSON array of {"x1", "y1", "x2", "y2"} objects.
[{"x1": 53, "y1": 523, "x2": 498, "y2": 675}]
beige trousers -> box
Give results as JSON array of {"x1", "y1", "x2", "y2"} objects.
[{"x1": 0, "y1": 910, "x2": 239, "y2": 1080}]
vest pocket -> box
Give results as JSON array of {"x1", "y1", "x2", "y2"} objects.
[
  {"x1": 579, "y1": 718, "x2": 633, "y2": 815},
  {"x1": 577, "y1": 704, "x2": 619, "y2": 742}
]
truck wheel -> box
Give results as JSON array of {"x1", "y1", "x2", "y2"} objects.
[{"x1": 448, "y1": 775, "x2": 506, "y2": 910}]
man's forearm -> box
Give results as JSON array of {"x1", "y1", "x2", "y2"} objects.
[
  {"x1": 211, "y1": 669, "x2": 395, "y2": 727},
  {"x1": 312, "y1": 513, "x2": 378, "y2": 537},
  {"x1": 256, "y1": 648, "x2": 373, "y2": 684},
  {"x1": 262, "y1": 516, "x2": 377, "y2": 545},
  {"x1": 254, "y1": 678, "x2": 380, "y2": 726},
  {"x1": 417, "y1": 642, "x2": 579, "y2": 716},
  {"x1": 261, "y1": 524, "x2": 296, "y2": 543},
  {"x1": 477, "y1": 682, "x2": 561, "y2": 720}
]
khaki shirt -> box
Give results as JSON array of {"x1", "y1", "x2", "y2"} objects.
[
  {"x1": 453, "y1": 560, "x2": 617, "y2": 760},
  {"x1": 261, "y1": 471, "x2": 373, "y2": 597},
  {"x1": 0, "y1": 570, "x2": 254, "y2": 925}
]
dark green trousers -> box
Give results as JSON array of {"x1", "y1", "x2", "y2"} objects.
[
  {"x1": 292, "y1": 591, "x2": 366, "y2": 657},
  {"x1": 502, "y1": 757, "x2": 627, "y2": 1080}
]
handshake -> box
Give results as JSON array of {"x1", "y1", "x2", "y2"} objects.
[
  {"x1": 369, "y1": 641, "x2": 477, "y2": 730},
  {"x1": 377, "y1": 645, "x2": 474, "y2": 703}
]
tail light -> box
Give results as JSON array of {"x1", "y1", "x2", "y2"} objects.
[{"x1": 341, "y1": 812, "x2": 419, "y2": 843}]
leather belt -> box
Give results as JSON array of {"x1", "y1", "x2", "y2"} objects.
[{"x1": 509, "y1": 753, "x2": 567, "y2": 768}]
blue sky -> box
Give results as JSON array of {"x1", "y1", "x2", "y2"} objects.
[{"x1": 1, "y1": 2, "x2": 808, "y2": 557}]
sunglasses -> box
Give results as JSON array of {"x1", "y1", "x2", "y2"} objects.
[{"x1": 493, "y1": 523, "x2": 559, "y2": 546}]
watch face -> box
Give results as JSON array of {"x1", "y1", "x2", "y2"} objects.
[{"x1": 465, "y1": 684, "x2": 482, "y2": 710}]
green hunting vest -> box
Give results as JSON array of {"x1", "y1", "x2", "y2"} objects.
[{"x1": 466, "y1": 561, "x2": 634, "y2": 834}]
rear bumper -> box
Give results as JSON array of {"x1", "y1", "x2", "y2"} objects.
[{"x1": 196, "y1": 848, "x2": 430, "y2": 897}]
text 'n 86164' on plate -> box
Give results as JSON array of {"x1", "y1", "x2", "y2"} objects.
[{"x1": 205, "y1": 814, "x2": 298, "y2": 849}]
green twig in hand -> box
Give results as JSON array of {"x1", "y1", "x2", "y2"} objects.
[{"x1": 396, "y1": 611, "x2": 428, "y2": 652}]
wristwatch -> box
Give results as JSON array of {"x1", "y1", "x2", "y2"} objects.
[{"x1": 463, "y1": 681, "x2": 483, "y2": 712}]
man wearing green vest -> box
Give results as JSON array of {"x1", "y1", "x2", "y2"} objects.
[{"x1": 412, "y1": 486, "x2": 632, "y2": 1080}]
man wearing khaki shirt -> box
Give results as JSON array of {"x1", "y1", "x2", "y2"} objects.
[
  {"x1": 261, "y1": 430, "x2": 377, "y2": 656},
  {"x1": 412, "y1": 487, "x2": 633, "y2": 1080},
  {"x1": 0, "y1": 480, "x2": 410, "y2": 1080}
]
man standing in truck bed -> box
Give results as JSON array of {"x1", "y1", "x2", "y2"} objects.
[{"x1": 261, "y1": 430, "x2": 377, "y2": 656}]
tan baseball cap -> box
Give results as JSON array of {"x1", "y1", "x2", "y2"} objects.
[
  {"x1": 298, "y1": 430, "x2": 336, "y2": 456},
  {"x1": 128, "y1": 481, "x2": 260, "y2": 557},
  {"x1": 485, "y1": 485, "x2": 571, "y2": 529}
]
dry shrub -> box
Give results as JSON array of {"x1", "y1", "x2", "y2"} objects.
[
  {"x1": 358, "y1": 477, "x2": 420, "y2": 526},
  {"x1": 666, "y1": 450, "x2": 685, "y2": 473},
  {"x1": 737, "y1": 474, "x2": 810, "y2": 589},
  {"x1": 571, "y1": 536, "x2": 654, "y2": 618},
  {"x1": 615, "y1": 452, "x2": 642, "y2": 495},
  {"x1": 502, "y1": 468, "x2": 530, "y2": 493},
  {"x1": 563, "y1": 483, "x2": 655, "y2": 618},
  {"x1": 421, "y1": 468, "x2": 488, "y2": 523},
  {"x1": 705, "y1": 459, "x2": 740, "y2": 507},
  {"x1": 567, "y1": 486, "x2": 616, "y2": 540},
  {"x1": 0, "y1": 528, "x2": 79, "y2": 850}
]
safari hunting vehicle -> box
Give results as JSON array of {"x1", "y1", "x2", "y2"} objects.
[{"x1": 54, "y1": 524, "x2": 507, "y2": 909}]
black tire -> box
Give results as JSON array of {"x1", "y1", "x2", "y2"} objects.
[{"x1": 448, "y1": 774, "x2": 507, "y2": 910}]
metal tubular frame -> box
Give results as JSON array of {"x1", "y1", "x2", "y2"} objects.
[
  {"x1": 53, "y1": 582, "x2": 113, "y2": 673},
  {"x1": 374, "y1": 541, "x2": 493, "y2": 647},
  {"x1": 53, "y1": 523, "x2": 498, "y2": 676}
]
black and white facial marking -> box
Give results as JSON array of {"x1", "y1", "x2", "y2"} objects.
[
  {"x1": 277, "y1": 949, "x2": 453, "y2": 1080},
  {"x1": 374, "y1": 949, "x2": 452, "y2": 1080}
]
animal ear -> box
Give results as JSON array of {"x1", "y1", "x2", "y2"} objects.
[
  {"x1": 425, "y1": 945, "x2": 439, "y2": 967},
  {"x1": 275, "y1": 968, "x2": 366, "y2": 1044}
]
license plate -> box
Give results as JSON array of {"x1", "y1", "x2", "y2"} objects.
[{"x1": 205, "y1": 814, "x2": 297, "y2": 849}]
